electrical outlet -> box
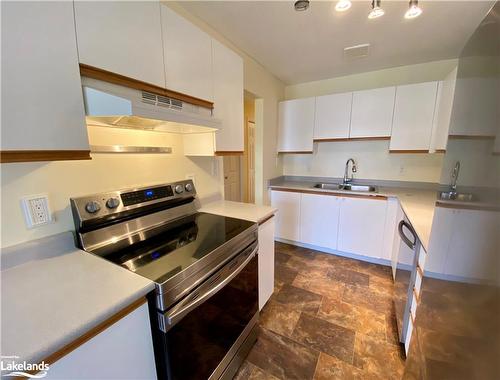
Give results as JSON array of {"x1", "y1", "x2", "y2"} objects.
[
  {"x1": 21, "y1": 194, "x2": 53, "y2": 229},
  {"x1": 186, "y1": 174, "x2": 196, "y2": 186}
]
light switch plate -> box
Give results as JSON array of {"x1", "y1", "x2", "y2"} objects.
[{"x1": 21, "y1": 194, "x2": 53, "y2": 229}]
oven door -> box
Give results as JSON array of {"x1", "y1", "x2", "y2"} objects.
[{"x1": 152, "y1": 241, "x2": 259, "y2": 380}]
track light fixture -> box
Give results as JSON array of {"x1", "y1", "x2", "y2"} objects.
[
  {"x1": 368, "y1": 0, "x2": 385, "y2": 19},
  {"x1": 404, "y1": 0, "x2": 423, "y2": 19},
  {"x1": 294, "y1": 0, "x2": 310, "y2": 12},
  {"x1": 335, "y1": 0, "x2": 352, "y2": 12}
]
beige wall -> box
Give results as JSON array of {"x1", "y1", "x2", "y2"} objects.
[
  {"x1": 1, "y1": 127, "x2": 223, "y2": 248},
  {"x1": 282, "y1": 59, "x2": 457, "y2": 183},
  {"x1": 167, "y1": 2, "x2": 285, "y2": 205}
]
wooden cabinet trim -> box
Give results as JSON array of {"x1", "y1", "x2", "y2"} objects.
[
  {"x1": 435, "y1": 201, "x2": 499, "y2": 212},
  {"x1": 214, "y1": 151, "x2": 244, "y2": 156},
  {"x1": 277, "y1": 151, "x2": 313, "y2": 154},
  {"x1": 313, "y1": 136, "x2": 390, "y2": 142},
  {"x1": 389, "y1": 150, "x2": 430, "y2": 154},
  {"x1": 24, "y1": 297, "x2": 147, "y2": 378},
  {"x1": 1, "y1": 150, "x2": 91, "y2": 163},
  {"x1": 270, "y1": 188, "x2": 388, "y2": 201},
  {"x1": 80, "y1": 64, "x2": 214, "y2": 110},
  {"x1": 448, "y1": 134, "x2": 495, "y2": 140}
]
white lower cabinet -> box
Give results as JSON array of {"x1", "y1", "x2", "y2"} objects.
[
  {"x1": 337, "y1": 197, "x2": 388, "y2": 259},
  {"x1": 299, "y1": 193, "x2": 340, "y2": 249},
  {"x1": 258, "y1": 217, "x2": 275, "y2": 310},
  {"x1": 271, "y1": 190, "x2": 390, "y2": 260},
  {"x1": 271, "y1": 191, "x2": 301, "y2": 241},
  {"x1": 45, "y1": 302, "x2": 157, "y2": 379}
]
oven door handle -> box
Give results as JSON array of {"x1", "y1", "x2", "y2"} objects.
[{"x1": 158, "y1": 243, "x2": 258, "y2": 332}]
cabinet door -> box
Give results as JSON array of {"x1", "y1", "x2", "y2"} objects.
[
  {"x1": 449, "y1": 76, "x2": 497, "y2": 137},
  {"x1": 313, "y1": 93, "x2": 352, "y2": 140},
  {"x1": 45, "y1": 303, "x2": 157, "y2": 379},
  {"x1": 1, "y1": 1, "x2": 88, "y2": 151},
  {"x1": 430, "y1": 68, "x2": 457, "y2": 152},
  {"x1": 299, "y1": 193, "x2": 340, "y2": 249},
  {"x1": 161, "y1": 6, "x2": 213, "y2": 101},
  {"x1": 350, "y1": 87, "x2": 395, "y2": 138},
  {"x1": 390, "y1": 82, "x2": 439, "y2": 152},
  {"x1": 426, "y1": 207, "x2": 455, "y2": 275},
  {"x1": 270, "y1": 191, "x2": 301, "y2": 241},
  {"x1": 277, "y1": 98, "x2": 315, "y2": 152},
  {"x1": 338, "y1": 197, "x2": 387, "y2": 258},
  {"x1": 212, "y1": 39, "x2": 244, "y2": 152},
  {"x1": 74, "y1": 1, "x2": 165, "y2": 87},
  {"x1": 258, "y1": 217, "x2": 275, "y2": 310}
]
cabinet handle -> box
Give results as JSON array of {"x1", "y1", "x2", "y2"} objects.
[{"x1": 398, "y1": 220, "x2": 416, "y2": 249}]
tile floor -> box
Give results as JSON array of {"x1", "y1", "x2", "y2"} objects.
[{"x1": 234, "y1": 242, "x2": 405, "y2": 380}]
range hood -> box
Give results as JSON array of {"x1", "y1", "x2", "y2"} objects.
[{"x1": 82, "y1": 77, "x2": 220, "y2": 134}]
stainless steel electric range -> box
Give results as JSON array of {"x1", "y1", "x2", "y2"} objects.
[{"x1": 71, "y1": 180, "x2": 259, "y2": 380}]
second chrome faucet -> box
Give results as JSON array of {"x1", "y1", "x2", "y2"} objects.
[{"x1": 343, "y1": 158, "x2": 357, "y2": 184}]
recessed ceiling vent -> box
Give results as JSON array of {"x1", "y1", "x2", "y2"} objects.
[{"x1": 343, "y1": 43, "x2": 371, "y2": 59}]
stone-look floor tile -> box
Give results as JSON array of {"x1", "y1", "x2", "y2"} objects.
[
  {"x1": 369, "y1": 274, "x2": 394, "y2": 296},
  {"x1": 292, "y1": 313, "x2": 355, "y2": 364},
  {"x1": 342, "y1": 284, "x2": 393, "y2": 315},
  {"x1": 274, "y1": 280, "x2": 285, "y2": 293},
  {"x1": 233, "y1": 361, "x2": 280, "y2": 380},
  {"x1": 327, "y1": 267, "x2": 370, "y2": 287},
  {"x1": 353, "y1": 260, "x2": 392, "y2": 279},
  {"x1": 260, "y1": 301, "x2": 301, "y2": 337},
  {"x1": 353, "y1": 334, "x2": 405, "y2": 380},
  {"x1": 275, "y1": 264, "x2": 298, "y2": 284},
  {"x1": 275, "y1": 251, "x2": 291, "y2": 265},
  {"x1": 385, "y1": 311, "x2": 400, "y2": 345},
  {"x1": 313, "y1": 352, "x2": 367, "y2": 380},
  {"x1": 247, "y1": 327, "x2": 320, "y2": 380},
  {"x1": 292, "y1": 273, "x2": 344, "y2": 300},
  {"x1": 317, "y1": 298, "x2": 386, "y2": 340},
  {"x1": 274, "y1": 284, "x2": 323, "y2": 314}
]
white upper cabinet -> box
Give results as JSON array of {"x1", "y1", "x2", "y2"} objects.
[
  {"x1": 74, "y1": 1, "x2": 165, "y2": 87},
  {"x1": 161, "y1": 6, "x2": 213, "y2": 101},
  {"x1": 212, "y1": 39, "x2": 244, "y2": 152},
  {"x1": 277, "y1": 98, "x2": 316, "y2": 152},
  {"x1": 300, "y1": 193, "x2": 340, "y2": 250},
  {"x1": 430, "y1": 67, "x2": 458, "y2": 152},
  {"x1": 337, "y1": 197, "x2": 387, "y2": 259},
  {"x1": 350, "y1": 87, "x2": 395, "y2": 138},
  {"x1": 313, "y1": 93, "x2": 352, "y2": 140},
  {"x1": 449, "y1": 76, "x2": 497, "y2": 137},
  {"x1": 390, "y1": 81, "x2": 439, "y2": 152},
  {"x1": 1, "y1": 1, "x2": 89, "y2": 151}
]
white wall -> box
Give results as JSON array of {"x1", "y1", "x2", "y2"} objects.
[
  {"x1": 283, "y1": 140, "x2": 443, "y2": 183},
  {"x1": 167, "y1": 2, "x2": 285, "y2": 206},
  {"x1": 282, "y1": 59, "x2": 457, "y2": 183},
  {"x1": 0, "y1": 127, "x2": 222, "y2": 248}
]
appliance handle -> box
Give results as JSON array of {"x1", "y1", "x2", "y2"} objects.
[
  {"x1": 398, "y1": 220, "x2": 416, "y2": 250},
  {"x1": 159, "y1": 242, "x2": 258, "y2": 332}
]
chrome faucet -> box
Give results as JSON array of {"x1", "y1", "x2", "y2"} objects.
[
  {"x1": 343, "y1": 158, "x2": 357, "y2": 184},
  {"x1": 450, "y1": 161, "x2": 460, "y2": 193}
]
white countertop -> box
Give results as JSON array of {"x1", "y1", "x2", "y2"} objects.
[
  {"x1": 200, "y1": 200, "x2": 277, "y2": 224},
  {"x1": 1, "y1": 232, "x2": 155, "y2": 365},
  {"x1": 269, "y1": 182, "x2": 437, "y2": 251}
]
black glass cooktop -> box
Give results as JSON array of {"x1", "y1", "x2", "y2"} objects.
[{"x1": 100, "y1": 212, "x2": 256, "y2": 284}]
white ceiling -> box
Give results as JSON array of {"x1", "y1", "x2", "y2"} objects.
[{"x1": 179, "y1": 0, "x2": 494, "y2": 85}]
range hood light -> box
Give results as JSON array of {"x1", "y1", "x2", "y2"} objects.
[{"x1": 368, "y1": 0, "x2": 385, "y2": 19}]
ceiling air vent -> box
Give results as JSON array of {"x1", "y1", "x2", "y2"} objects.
[
  {"x1": 343, "y1": 43, "x2": 370, "y2": 59},
  {"x1": 141, "y1": 91, "x2": 183, "y2": 110}
]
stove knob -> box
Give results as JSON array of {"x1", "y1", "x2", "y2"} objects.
[
  {"x1": 85, "y1": 201, "x2": 101, "y2": 214},
  {"x1": 185, "y1": 183, "x2": 193, "y2": 192},
  {"x1": 106, "y1": 197, "x2": 120, "y2": 209},
  {"x1": 174, "y1": 184, "x2": 184, "y2": 194}
]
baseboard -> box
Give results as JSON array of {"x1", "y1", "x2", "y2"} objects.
[{"x1": 275, "y1": 238, "x2": 392, "y2": 267}]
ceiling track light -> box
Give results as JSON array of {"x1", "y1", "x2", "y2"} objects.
[
  {"x1": 294, "y1": 0, "x2": 310, "y2": 12},
  {"x1": 335, "y1": 0, "x2": 352, "y2": 12},
  {"x1": 368, "y1": 0, "x2": 385, "y2": 19},
  {"x1": 405, "y1": 0, "x2": 423, "y2": 19}
]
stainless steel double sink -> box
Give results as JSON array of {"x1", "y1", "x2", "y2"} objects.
[{"x1": 313, "y1": 183, "x2": 378, "y2": 192}]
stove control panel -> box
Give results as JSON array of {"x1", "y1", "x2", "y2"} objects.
[{"x1": 70, "y1": 180, "x2": 196, "y2": 229}]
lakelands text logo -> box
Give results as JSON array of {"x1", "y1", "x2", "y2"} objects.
[{"x1": 1, "y1": 356, "x2": 49, "y2": 378}]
